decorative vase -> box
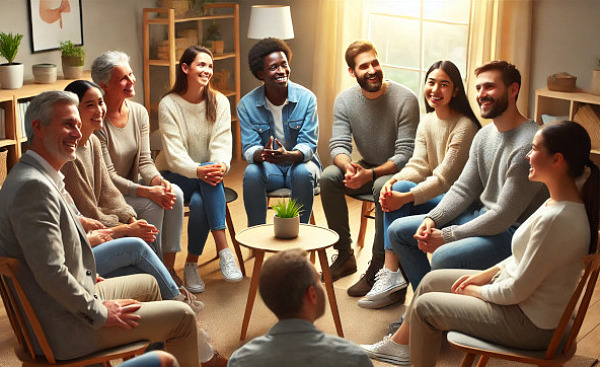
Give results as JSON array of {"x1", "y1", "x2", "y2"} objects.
[
  {"x1": 61, "y1": 55, "x2": 84, "y2": 79},
  {"x1": 273, "y1": 215, "x2": 300, "y2": 239},
  {"x1": 32, "y1": 63, "x2": 57, "y2": 84},
  {"x1": 0, "y1": 63, "x2": 24, "y2": 89},
  {"x1": 591, "y1": 70, "x2": 600, "y2": 96}
]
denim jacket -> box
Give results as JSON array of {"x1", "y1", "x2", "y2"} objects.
[{"x1": 238, "y1": 81, "x2": 321, "y2": 169}]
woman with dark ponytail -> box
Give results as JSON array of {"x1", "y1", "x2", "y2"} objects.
[{"x1": 361, "y1": 120, "x2": 600, "y2": 366}]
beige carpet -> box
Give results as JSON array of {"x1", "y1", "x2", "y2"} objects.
[{"x1": 0, "y1": 258, "x2": 597, "y2": 367}]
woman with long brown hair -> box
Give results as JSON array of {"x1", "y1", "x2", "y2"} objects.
[{"x1": 155, "y1": 46, "x2": 242, "y2": 293}]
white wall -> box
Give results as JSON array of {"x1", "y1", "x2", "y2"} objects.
[
  {"x1": 529, "y1": 0, "x2": 600, "y2": 117},
  {"x1": 0, "y1": 0, "x2": 155, "y2": 103}
]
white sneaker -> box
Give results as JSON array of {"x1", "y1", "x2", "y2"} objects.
[
  {"x1": 184, "y1": 262, "x2": 205, "y2": 293},
  {"x1": 365, "y1": 267, "x2": 407, "y2": 301},
  {"x1": 173, "y1": 287, "x2": 204, "y2": 313},
  {"x1": 219, "y1": 248, "x2": 243, "y2": 282},
  {"x1": 360, "y1": 334, "x2": 411, "y2": 365}
]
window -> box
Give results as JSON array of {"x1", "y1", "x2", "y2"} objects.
[{"x1": 364, "y1": 0, "x2": 471, "y2": 98}]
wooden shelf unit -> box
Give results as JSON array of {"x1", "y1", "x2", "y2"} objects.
[
  {"x1": 0, "y1": 72, "x2": 92, "y2": 169},
  {"x1": 534, "y1": 88, "x2": 600, "y2": 155},
  {"x1": 142, "y1": 3, "x2": 241, "y2": 159}
]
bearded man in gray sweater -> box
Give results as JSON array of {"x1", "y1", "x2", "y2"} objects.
[
  {"x1": 320, "y1": 40, "x2": 419, "y2": 299},
  {"x1": 388, "y1": 60, "x2": 548, "y2": 295}
]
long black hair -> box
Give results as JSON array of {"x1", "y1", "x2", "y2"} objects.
[
  {"x1": 541, "y1": 120, "x2": 600, "y2": 253},
  {"x1": 424, "y1": 60, "x2": 480, "y2": 129}
]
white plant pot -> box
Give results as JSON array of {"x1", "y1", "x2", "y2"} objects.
[
  {"x1": 591, "y1": 70, "x2": 600, "y2": 96},
  {"x1": 273, "y1": 215, "x2": 300, "y2": 239},
  {"x1": 32, "y1": 63, "x2": 58, "y2": 84},
  {"x1": 0, "y1": 63, "x2": 24, "y2": 89}
]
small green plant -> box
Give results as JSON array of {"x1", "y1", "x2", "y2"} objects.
[
  {"x1": 205, "y1": 22, "x2": 222, "y2": 41},
  {"x1": 597, "y1": 58, "x2": 600, "y2": 69},
  {"x1": 272, "y1": 198, "x2": 304, "y2": 218},
  {"x1": 0, "y1": 32, "x2": 23, "y2": 64},
  {"x1": 60, "y1": 40, "x2": 85, "y2": 65}
]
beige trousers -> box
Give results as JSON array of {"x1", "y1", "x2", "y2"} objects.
[
  {"x1": 406, "y1": 269, "x2": 554, "y2": 367},
  {"x1": 92, "y1": 274, "x2": 203, "y2": 367}
]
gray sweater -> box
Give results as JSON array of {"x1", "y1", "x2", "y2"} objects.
[
  {"x1": 428, "y1": 120, "x2": 548, "y2": 242},
  {"x1": 329, "y1": 81, "x2": 419, "y2": 169}
]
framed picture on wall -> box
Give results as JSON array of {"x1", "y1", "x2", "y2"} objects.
[{"x1": 28, "y1": 0, "x2": 83, "y2": 52}]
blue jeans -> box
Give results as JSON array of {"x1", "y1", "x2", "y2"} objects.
[
  {"x1": 92, "y1": 237, "x2": 179, "y2": 299},
  {"x1": 243, "y1": 161, "x2": 319, "y2": 226},
  {"x1": 388, "y1": 206, "x2": 516, "y2": 291},
  {"x1": 162, "y1": 168, "x2": 226, "y2": 256},
  {"x1": 383, "y1": 180, "x2": 444, "y2": 251}
]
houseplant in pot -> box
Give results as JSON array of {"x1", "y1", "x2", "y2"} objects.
[
  {"x1": 591, "y1": 58, "x2": 600, "y2": 96},
  {"x1": 272, "y1": 198, "x2": 304, "y2": 239},
  {"x1": 0, "y1": 32, "x2": 24, "y2": 89},
  {"x1": 205, "y1": 22, "x2": 224, "y2": 54},
  {"x1": 60, "y1": 40, "x2": 85, "y2": 79}
]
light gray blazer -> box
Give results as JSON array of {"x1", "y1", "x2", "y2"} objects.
[{"x1": 0, "y1": 154, "x2": 107, "y2": 359}]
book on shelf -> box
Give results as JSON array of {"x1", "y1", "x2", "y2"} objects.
[
  {"x1": 17, "y1": 101, "x2": 31, "y2": 140},
  {"x1": 0, "y1": 107, "x2": 5, "y2": 139}
]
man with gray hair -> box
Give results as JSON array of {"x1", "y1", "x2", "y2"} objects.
[
  {"x1": 0, "y1": 91, "x2": 224, "y2": 367},
  {"x1": 228, "y1": 248, "x2": 372, "y2": 367}
]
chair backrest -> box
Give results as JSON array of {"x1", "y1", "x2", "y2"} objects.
[
  {"x1": 0, "y1": 256, "x2": 59, "y2": 363},
  {"x1": 545, "y1": 252, "x2": 600, "y2": 359}
]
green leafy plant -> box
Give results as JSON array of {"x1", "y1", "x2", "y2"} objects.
[
  {"x1": 0, "y1": 32, "x2": 23, "y2": 64},
  {"x1": 60, "y1": 40, "x2": 85, "y2": 65},
  {"x1": 205, "y1": 22, "x2": 222, "y2": 41},
  {"x1": 272, "y1": 198, "x2": 304, "y2": 218}
]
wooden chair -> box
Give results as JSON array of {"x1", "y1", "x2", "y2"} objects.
[
  {"x1": 349, "y1": 193, "x2": 375, "y2": 249},
  {"x1": 0, "y1": 256, "x2": 149, "y2": 366},
  {"x1": 266, "y1": 186, "x2": 319, "y2": 225},
  {"x1": 192, "y1": 186, "x2": 246, "y2": 277},
  {"x1": 447, "y1": 252, "x2": 600, "y2": 367}
]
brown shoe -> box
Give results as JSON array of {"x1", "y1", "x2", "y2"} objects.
[
  {"x1": 202, "y1": 351, "x2": 228, "y2": 367},
  {"x1": 328, "y1": 250, "x2": 357, "y2": 282},
  {"x1": 347, "y1": 254, "x2": 384, "y2": 297}
]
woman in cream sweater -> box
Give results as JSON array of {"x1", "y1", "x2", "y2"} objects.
[
  {"x1": 361, "y1": 120, "x2": 600, "y2": 366},
  {"x1": 364, "y1": 60, "x2": 481, "y2": 304},
  {"x1": 155, "y1": 46, "x2": 243, "y2": 293}
]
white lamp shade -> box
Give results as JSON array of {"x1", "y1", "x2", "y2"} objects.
[{"x1": 247, "y1": 5, "x2": 295, "y2": 40}]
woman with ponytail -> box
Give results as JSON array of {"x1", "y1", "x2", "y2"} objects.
[{"x1": 361, "y1": 120, "x2": 600, "y2": 366}]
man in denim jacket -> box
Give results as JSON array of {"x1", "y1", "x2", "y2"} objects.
[{"x1": 238, "y1": 38, "x2": 321, "y2": 226}]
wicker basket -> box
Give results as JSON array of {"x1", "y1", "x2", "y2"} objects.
[
  {"x1": 157, "y1": 0, "x2": 190, "y2": 17},
  {"x1": 0, "y1": 148, "x2": 7, "y2": 187},
  {"x1": 211, "y1": 69, "x2": 230, "y2": 93}
]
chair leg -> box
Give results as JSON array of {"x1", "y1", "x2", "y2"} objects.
[
  {"x1": 460, "y1": 353, "x2": 477, "y2": 367},
  {"x1": 309, "y1": 211, "x2": 316, "y2": 225},
  {"x1": 226, "y1": 204, "x2": 246, "y2": 277},
  {"x1": 476, "y1": 355, "x2": 489, "y2": 367},
  {"x1": 356, "y1": 201, "x2": 371, "y2": 249}
]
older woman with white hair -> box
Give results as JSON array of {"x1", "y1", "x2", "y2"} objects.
[{"x1": 91, "y1": 51, "x2": 185, "y2": 287}]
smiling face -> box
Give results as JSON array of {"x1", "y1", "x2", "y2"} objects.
[
  {"x1": 78, "y1": 87, "x2": 106, "y2": 133},
  {"x1": 526, "y1": 131, "x2": 555, "y2": 183},
  {"x1": 475, "y1": 70, "x2": 510, "y2": 119},
  {"x1": 424, "y1": 68, "x2": 457, "y2": 114},
  {"x1": 183, "y1": 51, "x2": 213, "y2": 89},
  {"x1": 350, "y1": 50, "x2": 384, "y2": 93},
  {"x1": 36, "y1": 102, "x2": 82, "y2": 170},
  {"x1": 257, "y1": 51, "x2": 290, "y2": 92},
  {"x1": 104, "y1": 64, "x2": 136, "y2": 99}
]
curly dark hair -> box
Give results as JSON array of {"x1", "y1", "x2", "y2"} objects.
[{"x1": 248, "y1": 37, "x2": 292, "y2": 80}]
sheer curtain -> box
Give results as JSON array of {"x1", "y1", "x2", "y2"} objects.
[
  {"x1": 311, "y1": 0, "x2": 363, "y2": 166},
  {"x1": 466, "y1": 0, "x2": 533, "y2": 122}
]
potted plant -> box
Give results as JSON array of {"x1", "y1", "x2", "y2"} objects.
[
  {"x1": 0, "y1": 32, "x2": 24, "y2": 89},
  {"x1": 60, "y1": 40, "x2": 85, "y2": 79},
  {"x1": 205, "y1": 22, "x2": 224, "y2": 55},
  {"x1": 591, "y1": 58, "x2": 600, "y2": 96},
  {"x1": 272, "y1": 198, "x2": 304, "y2": 239}
]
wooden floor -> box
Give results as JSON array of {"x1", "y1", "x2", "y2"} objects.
[{"x1": 1, "y1": 159, "x2": 600, "y2": 364}]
